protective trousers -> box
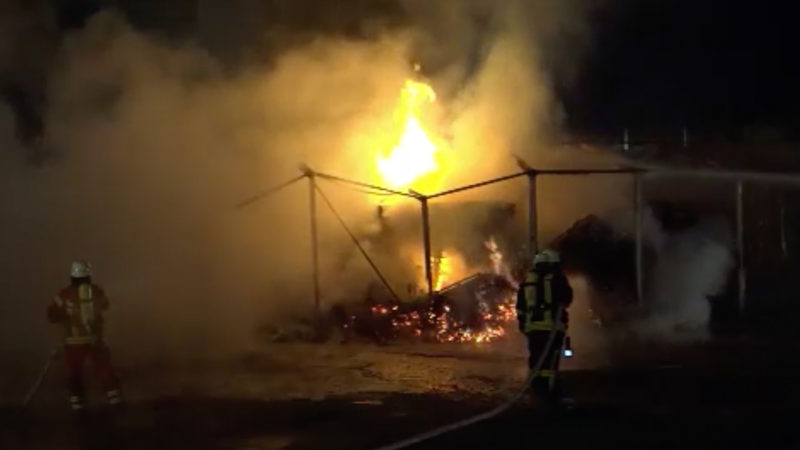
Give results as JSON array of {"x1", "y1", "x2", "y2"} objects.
[
  {"x1": 64, "y1": 343, "x2": 121, "y2": 411},
  {"x1": 527, "y1": 330, "x2": 565, "y2": 404}
]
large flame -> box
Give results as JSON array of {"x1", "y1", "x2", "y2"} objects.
[
  {"x1": 433, "y1": 250, "x2": 453, "y2": 291},
  {"x1": 376, "y1": 80, "x2": 441, "y2": 192}
]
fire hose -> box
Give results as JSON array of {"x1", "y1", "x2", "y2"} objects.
[
  {"x1": 23, "y1": 346, "x2": 61, "y2": 407},
  {"x1": 374, "y1": 306, "x2": 565, "y2": 450}
]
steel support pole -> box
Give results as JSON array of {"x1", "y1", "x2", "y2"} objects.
[
  {"x1": 309, "y1": 174, "x2": 321, "y2": 315},
  {"x1": 736, "y1": 180, "x2": 746, "y2": 314},
  {"x1": 634, "y1": 173, "x2": 644, "y2": 305},
  {"x1": 527, "y1": 173, "x2": 538, "y2": 259},
  {"x1": 420, "y1": 197, "x2": 434, "y2": 298}
]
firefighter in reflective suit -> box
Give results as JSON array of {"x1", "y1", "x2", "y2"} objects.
[
  {"x1": 516, "y1": 249, "x2": 573, "y2": 406},
  {"x1": 47, "y1": 261, "x2": 121, "y2": 411}
]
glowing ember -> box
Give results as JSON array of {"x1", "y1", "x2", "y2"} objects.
[
  {"x1": 376, "y1": 79, "x2": 441, "y2": 192},
  {"x1": 370, "y1": 305, "x2": 391, "y2": 315},
  {"x1": 424, "y1": 239, "x2": 519, "y2": 343},
  {"x1": 369, "y1": 294, "x2": 513, "y2": 344},
  {"x1": 356, "y1": 239, "x2": 518, "y2": 345}
]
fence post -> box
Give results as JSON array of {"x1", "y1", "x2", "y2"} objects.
[
  {"x1": 623, "y1": 128, "x2": 630, "y2": 152},
  {"x1": 736, "y1": 180, "x2": 746, "y2": 314},
  {"x1": 634, "y1": 173, "x2": 644, "y2": 305},
  {"x1": 682, "y1": 126, "x2": 689, "y2": 149}
]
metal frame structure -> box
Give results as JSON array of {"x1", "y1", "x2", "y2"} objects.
[{"x1": 240, "y1": 161, "x2": 800, "y2": 317}]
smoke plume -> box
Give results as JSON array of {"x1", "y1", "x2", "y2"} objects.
[
  {"x1": 638, "y1": 212, "x2": 735, "y2": 339},
  {"x1": 0, "y1": 0, "x2": 616, "y2": 368}
]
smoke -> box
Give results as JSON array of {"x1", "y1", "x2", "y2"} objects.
[
  {"x1": 0, "y1": 1, "x2": 614, "y2": 365},
  {"x1": 1, "y1": 10, "x2": 417, "y2": 362},
  {"x1": 637, "y1": 213, "x2": 735, "y2": 339},
  {"x1": 0, "y1": 0, "x2": 57, "y2": 147},
  {"x1": 604, "y1": 206, "x2": 734, "y2": 340}
]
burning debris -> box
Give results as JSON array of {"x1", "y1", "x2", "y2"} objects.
[
  {"x1": 327, "y1": 237, "x2": 519, "y2": 345},
  {"x1": 260, "y1": 74, "x2": 527, "y2": 346},
  {"x1": 432, "y1": 251, "x2": 448, "y2": 291},
  {"x1": 331, "y1": 273, "x2": 517, "y2": 345}
]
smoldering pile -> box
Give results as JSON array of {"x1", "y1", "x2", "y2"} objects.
[{"x1": 326, "y1": 272, "x2": 517, "y2": 345}]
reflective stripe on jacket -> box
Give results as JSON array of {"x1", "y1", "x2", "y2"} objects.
[
  {"x1": 516, "y1": 267, "x2": 571, "y2": 333},
  {"x1": 48, "y1": 283, "x2": 109, "y2": 346}
]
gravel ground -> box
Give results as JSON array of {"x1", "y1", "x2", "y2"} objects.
[{"x1": 4, "y1": 325, "x2": 794, "y2": 449}]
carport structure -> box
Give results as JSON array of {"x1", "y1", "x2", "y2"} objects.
[{"x1": 239, "y1": 158, "x2": 800, "y2": 316}]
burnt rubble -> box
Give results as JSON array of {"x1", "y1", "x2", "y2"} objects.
[{"x1": 325, "y1": 273, "x2": 517, "y2": 345}]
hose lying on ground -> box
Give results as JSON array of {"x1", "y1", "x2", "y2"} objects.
[
  {"x1": 23, "y1": 346, "x2": 61, "y2": 407},
  {"x1": 374, "y1": 307, "x2": 564, "y2": 450}
]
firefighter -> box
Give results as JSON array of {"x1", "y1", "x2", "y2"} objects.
[
  {"x1": 47, "y1": 261, "x2": 121, "y2": 411},
  {"x1": 516, "y1": 249, "x2": 573, "y2": 407}
]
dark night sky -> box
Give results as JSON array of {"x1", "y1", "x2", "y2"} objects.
[
  {"x1": 26, "y1": 0, "x2": 800, "y2": 140},
  {"x1": 562, "y1": 0, "x2": 800, "y2": 137}
]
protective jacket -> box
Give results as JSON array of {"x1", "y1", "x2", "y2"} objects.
[
  {"x1": 516, "y1": 264, "x2": 572, "y2": 333},
  {"x1": 47, "y1": 283, "x2": 109, "y2": 345}
]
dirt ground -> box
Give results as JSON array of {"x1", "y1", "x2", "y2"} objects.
[{"x1": 2, "y1": 326, "x2": 798, "y2": 449}]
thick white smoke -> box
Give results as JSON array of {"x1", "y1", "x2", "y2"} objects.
[
  {"x1": 605, "y1": 205, "x2": 736, "y2": 340},
  {"x1": 640, "y1": 213, "x2": 735, "y2": 339},
  {"x1": 643, "y1": 214, "x2": 734, "y2": 336},
  {"x1": 0, "y1": 1, "x2": 611, "y2": 366}
]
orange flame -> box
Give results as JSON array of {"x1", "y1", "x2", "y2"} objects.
[
  {"x1": 375, "y1": 79, "x2": 443, "y2": 193},
  {"x1": 433, "y1": 251, "x2": 453, "y2": 291}
]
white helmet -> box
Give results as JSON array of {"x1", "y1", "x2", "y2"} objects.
[
  {"x1": 533, "y1": 249, "x2": 560, "y2": 266},
  {"x1": 70, "y1": 260, "x2": 92, "y2": 278}
]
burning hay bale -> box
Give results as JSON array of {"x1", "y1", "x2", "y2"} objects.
[{"x1": 328, "y1": 272, "x2": 518, "y2": 345}]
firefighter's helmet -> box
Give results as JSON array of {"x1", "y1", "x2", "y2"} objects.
[
  {"x1": 533, "y1": 249, "x2": 560, "y2": 266},
  {"x1": 70, "y1": 260, "x2": 92, "y2": 278}
]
